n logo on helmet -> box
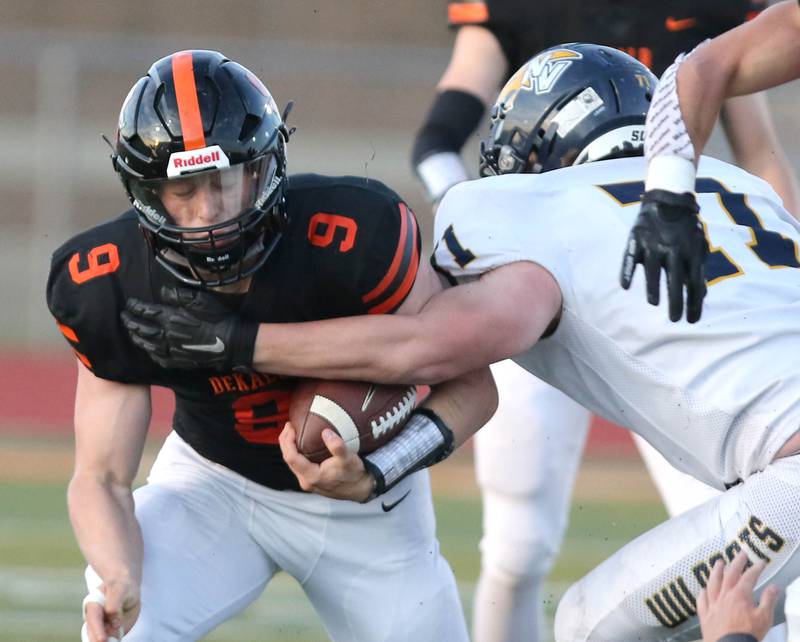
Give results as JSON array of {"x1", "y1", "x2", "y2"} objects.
[
  {"x1": 525, "y1": 49, "x2": 583, "y2": 95},
  {"x1": 495, "y1": 48, "x2": 583, "y2": 114}
]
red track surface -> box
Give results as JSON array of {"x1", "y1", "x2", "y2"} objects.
[
  {"x1": 1, "y1": 349, "x2": 174, "y2": 437},
  {"x1": 1, "y1": 349, "x2": 636, "y2": 455}
]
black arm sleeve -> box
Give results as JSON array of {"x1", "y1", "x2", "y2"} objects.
[
  {"x1": 410, "y1": 89, "x2": 486, "y2": 168},
  {"x1": 715, "y1": 635, "x2": 758, "y2": 642}
]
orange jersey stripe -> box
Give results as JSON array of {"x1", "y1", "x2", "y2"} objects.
[
  {"x1": 172, "y1": 51, "x2": 206, "y2": 150},
  {"x1": 363, "y1": 202, "x2": 413, "y2": 304},
  {"x1": 367, "y1": 207, "x2": 420, "y2": 314},
  {"x1": 368, "y1": 228, "x2": 419, "y2": 314},
  {"x1": 75, "y1": 350, "x2": 92, "y2": 369},
  {"x1": 448, "y1": 2, "x2": 489, "y2": 24},
  {"x1": 57, "y1": 322, "x2": 78, "y2": 343}
]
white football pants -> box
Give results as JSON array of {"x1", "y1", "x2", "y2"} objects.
[
  {"x1": 473, "y1": 360, "x2": 592, "y2": 642},
  {"x1": 83, "y1": 431, "x2": 468, "y2": 642},
  {"x1": 555, "y1": 452, "x2": 800, "y2": 641},
  {"x1": 473, "y1": 360, "x2": 729, "y2": 642}
]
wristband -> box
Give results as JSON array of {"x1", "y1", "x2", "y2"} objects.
[
  {"x1": 362, "y1": 408, "x2": 455, "y2": 499},
  {"x1": 230, "y1": 319, "x2": 259, "y2": 369},
  {"x1": 416, "y1": 152, "x2": 469, "y2": 204},
  {"x1": 714, "y1": 635, "x2": 758, "y2": 642},
  {"x1": 645, "y1": 156, "x2": 697, "y2": 195},
  {"x1": 411, "y1": 89, "x2": 485, "y2": 202}
]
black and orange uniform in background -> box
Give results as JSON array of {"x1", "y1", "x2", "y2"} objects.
[
  {"x1": 447, "y1": 0, "x2": 765, "y2": 74},
  {"x1": 46, "y1": 174, "x2": 420, "y2": 490}
]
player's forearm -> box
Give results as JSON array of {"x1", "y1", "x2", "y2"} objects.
[
  {"x1": 359, "y1": 366, "x2": 498, "y2": 499},
  {"x1": 677, "y1": 1, "x2": 800, "y2": 159},
  {"x1": 253, "y1": 263, "x2": 556, "y2": 384},
  {"x1": 742, "y1": 154, "x2": 800, "y2": 218},
  {"x1": 252, "y1": 315, "x2": 470, "y2": 384},
  {"x1": 423, "y1": 366, "x2": 498, "y2": 450},
  {"x1": 68, "y1": 473, "x2": 143, "y2": 587},
  {"x1": 674, "y1": 54, "x2": 723, "y2": 163}
]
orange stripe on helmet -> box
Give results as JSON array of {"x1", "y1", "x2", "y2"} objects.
[
  {"x1": 448, "y1": 2, "x2": 489, "y2": 24},
  {"x1": 172, "y1": 51, "x2": 206, "y2": 151},
  {"x1": 56, "y1": 322, "x2": 78, "y2": 343}
]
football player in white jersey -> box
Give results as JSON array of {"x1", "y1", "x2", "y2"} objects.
[
  {"x1": 451, "y1": 39, "x2": 722, "y2": 642},
  {"x1": 414, "y1": 4, "x2": 800, "y2": 639},
  {"x1": 125, "y1": 44, "x2": 798, "y2": 641}
]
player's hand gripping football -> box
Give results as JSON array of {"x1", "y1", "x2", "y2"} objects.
[
  {"x1": 121, "y1": 286, "x2": 258, "y2": 371},
  {"x1": 620, "y1": 189, "x2": 709, "y2": 323},
  {"x1": 697, "y1": 550, "x2": 779, "y2": 642},
  {"x1": 279, "y1": 423, "x2": 376, "y2": 502}
]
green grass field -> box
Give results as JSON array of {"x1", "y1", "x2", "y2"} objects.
[{"x1": 0, "y1": 434, "x2": 667, "y2": 641}]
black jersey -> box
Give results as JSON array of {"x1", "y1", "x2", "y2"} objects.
[
  {"x1": 448, "y1": 0, "x2": 765, "y2": 75},
  {"x1": 47, "y1": 174, "x2": 421, "y2": 490}
]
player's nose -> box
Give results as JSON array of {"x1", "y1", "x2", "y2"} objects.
[{"x1": 189, "y1": 187, "x2": 221, "y2": 227}]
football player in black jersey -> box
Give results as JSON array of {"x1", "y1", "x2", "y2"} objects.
[
  {"x1": 46, "y1": 50, "x2": 496, "y2": 642},
  {"x1": 409, "y1": 3, "x2": 800, "y2": 641}
]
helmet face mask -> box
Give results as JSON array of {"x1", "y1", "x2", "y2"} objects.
[
  {"x1": 479, "y1": 43, "x2": 657, "y2": 177},
  {"x1": 113, "y1": 50, "x2": 291, "y2": 288}
]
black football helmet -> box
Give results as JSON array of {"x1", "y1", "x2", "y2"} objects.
[
  {"x1": 113, "y1": 50, "x2": 293, "y2": 287},
  {"x1": 479, "y1": 43, "x2": 656, "y2": 176}
]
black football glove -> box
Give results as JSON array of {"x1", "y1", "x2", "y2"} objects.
[
  {"x1": 620, "y1": 189, "x2": 709, "y2": 323},
  {"x1": 120, "y1": 285, "x2": 259, "y2": 372}
]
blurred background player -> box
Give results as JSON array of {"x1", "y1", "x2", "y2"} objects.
[{"x1": 410, "y1": 2, "x2": 800, "y2": 641}]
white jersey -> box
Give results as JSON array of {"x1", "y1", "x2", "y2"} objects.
[{"x1": 433, "y1": 156, "x2": 800, "y2": 488}]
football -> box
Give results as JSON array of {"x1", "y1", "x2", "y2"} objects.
[{"x1": 289, "y1": 379, "x2": 418, "y2": 463}]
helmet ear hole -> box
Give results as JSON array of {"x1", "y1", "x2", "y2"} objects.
[{"x1": 238, "y1": 114, "x2": 262, "y2": 142}]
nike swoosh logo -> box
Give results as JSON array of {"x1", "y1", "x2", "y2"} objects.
[
  {"x1": 181, "y1": 337, "x2": 225, "y2": 353},
  {"x1": 665, "y1": 16, "x2": 697, "y2": 31},
  {"x1": 361, "y1": 385, "x2": 377, "y2": 412},
  {"x1": 381, "y1": 489, "x2": 411, "y2": 513}
]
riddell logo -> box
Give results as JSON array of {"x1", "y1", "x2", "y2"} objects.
[
  {"x1": 175, "y1": 150, "x2": 220, "y2": 168},
  {"x1": 167, "y1": 145, "x2": 230, "y2": 177}
]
